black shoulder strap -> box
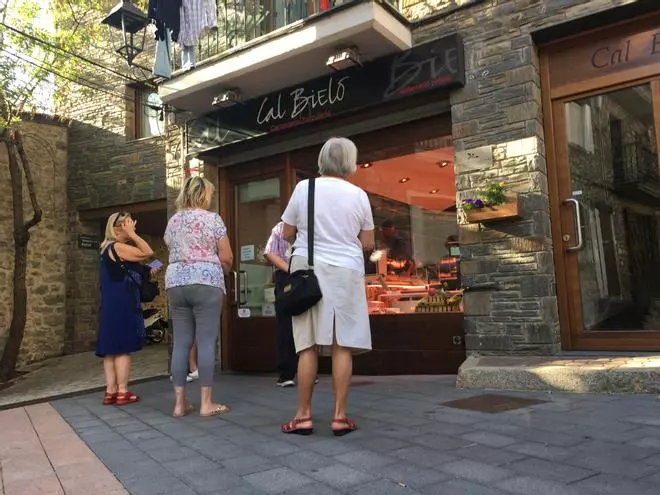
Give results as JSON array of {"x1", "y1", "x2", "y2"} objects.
[
  {"x1": 109, "y1": 242, "x2": 142, "y2": 289},
  {"x1": 307, "y1": 178, "x2": 315, "y2": 268}
]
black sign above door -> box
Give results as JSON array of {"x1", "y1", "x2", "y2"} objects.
[{"x1": 187, "y1": 33, "x2": 465, "y2": 155}]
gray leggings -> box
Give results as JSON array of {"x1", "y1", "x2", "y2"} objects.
[{"x1": 168, "y1": 284, "x2": 223, "y2": 387}]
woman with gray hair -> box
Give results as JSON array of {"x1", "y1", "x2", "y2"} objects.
[{"x1": 280, "y1": 137, "x2": 374, "y2": 436}]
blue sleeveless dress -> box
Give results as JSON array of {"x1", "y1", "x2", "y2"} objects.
[{"x1": 96, "y1": 243, "x2": 145, "y2": 357}]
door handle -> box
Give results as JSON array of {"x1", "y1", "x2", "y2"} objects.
[
  {"x1": 240, "y1": 270, "x2": 248, "y2": 306},
  {"x1": 563, "y1": 198, "x2": 584, "y2": 252},
  {"x1": 231, "y1": 271, "x2": 239, "y2": 305}
]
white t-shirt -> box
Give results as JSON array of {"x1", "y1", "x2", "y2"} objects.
[{"x1": 281, "y1": 177, "x2": 375, "y2": 273}]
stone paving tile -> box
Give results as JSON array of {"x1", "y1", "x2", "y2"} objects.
[
  {"x1": 440, "y1": 459, "x2": 513, "y2": 484},
  {"x1": 350, "y1": 479, "x2": 423, "y2": 495},
  {"x1": 243, "y1": 467, "x2": 315, "y2": 494},
  {"x1": 307, "y1": 463, "x2": 376, "y2": 489},
  {"x1": 507, "y1": 457, "x2": 595, "y2": 483},
  {"x1": 496, "y1": 476, "x2": 594, "y2": 495},
  {"x1": 452, "y1": 443, "x2": 526, "y2": 466},
  {"x1": 48, "y1": 374, "x2": 660, "y2": 495},
  {"x1": 572, "y1": 473, "x2": 660, "y2": 495},
  {"x1": 421, "y1": 479, "x2": 511, "y2": 495}
]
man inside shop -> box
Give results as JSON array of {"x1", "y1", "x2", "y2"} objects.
[{"x1": 380, "y1": 219, "x2": 416, "y2": 277}]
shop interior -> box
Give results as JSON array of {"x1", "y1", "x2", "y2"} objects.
[{"x1": 348, "y1": 137, "x2": 462, "y2": 315}]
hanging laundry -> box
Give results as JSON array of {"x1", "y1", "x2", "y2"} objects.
[
  {"x1": 179, "y1": 0, "x2": 218, "y2": 48},
  {"x1": 148, "y1": 0, "x2": 183, "y2": 42},
  {"x1": 153, "y1": 28, "x2": 173, "y2": 78},
  {"x1": 181, "y1": 46, "x2": 197, "y2": 71}
]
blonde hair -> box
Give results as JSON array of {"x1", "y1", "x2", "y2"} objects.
[
  {"x1": 176, "y1": 176, "x2": 214, "y2": 211},
  {"x1": 101, "y1": 211, "x2": 131, "y2": 250}
]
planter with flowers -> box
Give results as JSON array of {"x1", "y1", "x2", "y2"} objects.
[{"x1": 461, "y1": 180, "x2": 520, "y2": 224}]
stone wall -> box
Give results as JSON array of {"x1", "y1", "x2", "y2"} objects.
[
  {"x1": 0, "y1": 118, "x2": 69, "y2": 365},
  {"x1": 60, "y1": 21, "x2": 169, "y2": 354},
  {"x1": 412, "y1": 0, "x2": 640, "y2": 355}
]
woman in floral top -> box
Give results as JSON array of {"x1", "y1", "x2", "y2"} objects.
[{"x1": 165, "y1": 176, "x2": 234, "y2": 418}]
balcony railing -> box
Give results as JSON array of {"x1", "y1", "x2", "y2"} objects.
[
  {"x1": 173, "y1": 0, "x2": 400, "y2": 71},
  {"x1": 612, "y1": 142, "x2": 660, "y2": 205}
]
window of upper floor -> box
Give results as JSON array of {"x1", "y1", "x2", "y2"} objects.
[{"x1": 127, "y1": 86, "x2": 165, "y2": 140}]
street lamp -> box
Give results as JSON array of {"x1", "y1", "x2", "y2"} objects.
[{"x1": 101, "y1": 0, "x2": 150, "y2": 67}]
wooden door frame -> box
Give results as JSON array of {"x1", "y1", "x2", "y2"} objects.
[
  {"x1": 218, "y1": 156, "x2": 293, "y2": 370},
  {"x1": 541, "y1": 47, "x2": 660, "y2": 350}
]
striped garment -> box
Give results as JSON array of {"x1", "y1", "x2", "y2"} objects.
[
  {"x1": 264, "y1": 221, "x2": 291, "y2": 266},
  {"x1": 178, "y1": 0, "x2": 218, "y2": 47}
]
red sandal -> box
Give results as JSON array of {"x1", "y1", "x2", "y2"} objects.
[
  {"x1": 331, "y1": 418, "x2": 357, "y2": 437},
  {"x1": 281, "y1": 417, "x2": 313, "y2": 436},
  {"x1": 116, "y1": 391, "x2": 140, "y2": 406},
  {"x1": 102, "y1": 392, "x2": 117, "y2": 406}
]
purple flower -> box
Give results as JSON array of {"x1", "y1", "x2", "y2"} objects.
[
  {"x1": 463, "y1": 198, "x2": 473, "y2": 203},
  {"x1": 474, "y1": 199, "x2": 484, "y2": 208}
]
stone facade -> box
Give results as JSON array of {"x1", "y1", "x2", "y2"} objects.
[
  {"x1": 0, "y1": 118, "x2": 69, "y2": 365},
  {"x1": 60, "y1": 29, "x2": 169, "y2": 354},
  {"x1": 411, "y1": 0, "x2": 640, "y2": 354}
]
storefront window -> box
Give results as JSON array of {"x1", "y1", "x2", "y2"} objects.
[{"x1": 348, "y1": 135, "x2": 462, "y2": 315}]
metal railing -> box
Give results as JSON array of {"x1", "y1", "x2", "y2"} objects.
[
  {"x1": 612, "y1": 142, "x2": 659, "y2": 186},
  {"x1": 173, "y1": 0, "x2": 400, "y2": 71}
]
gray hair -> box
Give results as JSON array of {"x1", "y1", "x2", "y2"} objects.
[{"x1": 317, "y1": 137, "x2": 358, "y2": 178}]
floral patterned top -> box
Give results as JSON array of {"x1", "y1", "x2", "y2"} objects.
[{"x1": 164, "y1": 208, "x2": 228, "y2": 292}]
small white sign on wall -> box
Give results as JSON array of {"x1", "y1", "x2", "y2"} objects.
[
  {"x1": 240, "y1": 245, "x2": 255, "y2": 261},
  {"x1": 262, "y1": 303, "x2": 276, "y2": 317}
]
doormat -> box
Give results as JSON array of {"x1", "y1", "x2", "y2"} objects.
[{"x1": 441, "y1": 394, "x2": 548, "y2": 413}]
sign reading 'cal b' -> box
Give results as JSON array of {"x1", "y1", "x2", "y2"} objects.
[{"x1": 187, "y1": 34, "x2": 466, "y2": 154}]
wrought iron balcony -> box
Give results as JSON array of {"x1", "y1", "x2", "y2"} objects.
[
  {"x1": 612, "y1": 142, "x2": 660, "y2": 205},
  {"x1": 173, "y1": 0, "x2": 400, "y2": 71}
]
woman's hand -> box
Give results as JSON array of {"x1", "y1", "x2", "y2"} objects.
[{"x1": 121, "y1": 218, "x2": 137, "y2": 237}]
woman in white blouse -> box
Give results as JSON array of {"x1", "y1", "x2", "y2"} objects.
[{"x1": 280, "y1": 137, "x2": 375, "y2": 437}]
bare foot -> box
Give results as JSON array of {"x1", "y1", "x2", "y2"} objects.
[{"x1": 200, "y1": 403, "x2": 230, "y2": 417}]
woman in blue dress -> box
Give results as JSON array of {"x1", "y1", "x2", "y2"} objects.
[{"x1": 97, "y1": 212, "x2": 155, "y2": 406}]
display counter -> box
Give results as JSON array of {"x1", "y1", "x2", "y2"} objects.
[{"x1": 365, "y1": 273, "x2": 463, "y2": 315}]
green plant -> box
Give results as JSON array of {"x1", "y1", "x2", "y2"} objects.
[{"x1": 461, "y1": 180, "x2": 507, "y2": 212}]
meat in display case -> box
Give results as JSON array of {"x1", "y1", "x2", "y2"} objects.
[{"x1": 365, "y1": 275, "x2": 463, "y2": 314}]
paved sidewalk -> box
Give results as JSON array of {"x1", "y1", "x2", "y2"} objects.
[
  {"x1": 51, "y1": 374, "x2": 660, "y2": 495},
  {"x1": 0, "y1": 345, "x2": 168, "y2": 409},
  {"x1": 0, "y1": 403, "x2": 127, "y2": 495}
]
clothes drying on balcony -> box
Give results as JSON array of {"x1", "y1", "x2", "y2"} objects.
[
  {"x1": 148, "y1": 0, "x2": 183, "y2": 42},
  {"x1": 179, "y1": 0, "x2": 218, "y2": 48},
  {"x1": 153, "y1": 28, "x2": 173, "y2": 79}
]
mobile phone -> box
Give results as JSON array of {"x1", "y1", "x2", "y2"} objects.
[{"x1": 148, "y1": 259, "x2": 163, "y2": 270}]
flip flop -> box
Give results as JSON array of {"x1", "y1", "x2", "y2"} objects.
[
  {"x1": 200, "y1": 404, "x2": 230, "y2": 417},
  {"x1": 173, "y1": 403, "x2": 195, "y2": 419}
]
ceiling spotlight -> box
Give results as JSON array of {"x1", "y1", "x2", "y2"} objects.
[
  {"x1": 361, "y1": 162, "x2": 373, "y2": 168},
  {"x1": 429, "y1": 189, "x2": 439, "y2": 194},
  {"x1": 326, "y1": 47, "x2": 361, "y2": 71},
  {"x1": 212, "y1": 88, "x2": 242, "y2": 108},
  {"x1": 399, "y1": 177, "x2": 410, "y2": 183},
  {"x1": 438, "y1": 160, "x2": 451, "y2": 168}
]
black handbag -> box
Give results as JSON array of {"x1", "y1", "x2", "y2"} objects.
[
  {"x1": 109, "y1": 243, "x2": 160, "y2": 303},
  {"x1": 275, "y1": 178, "x2": 323, "y2": 316}
]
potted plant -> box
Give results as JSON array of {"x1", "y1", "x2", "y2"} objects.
[{"x1": 461, "y1": 180, "x2": 520, "y2": 223}]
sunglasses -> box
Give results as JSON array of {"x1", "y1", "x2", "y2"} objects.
[{"x1": 113, "y1": 212, "x2": 131, "y2": 226}]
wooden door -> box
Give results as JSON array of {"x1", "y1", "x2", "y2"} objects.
[
  {"x1": 551, "y1": 80, "x2": 660, "y2": 350},
  {"x1": 224, "y1": 158, "x2": 290, "y2": 371}
]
